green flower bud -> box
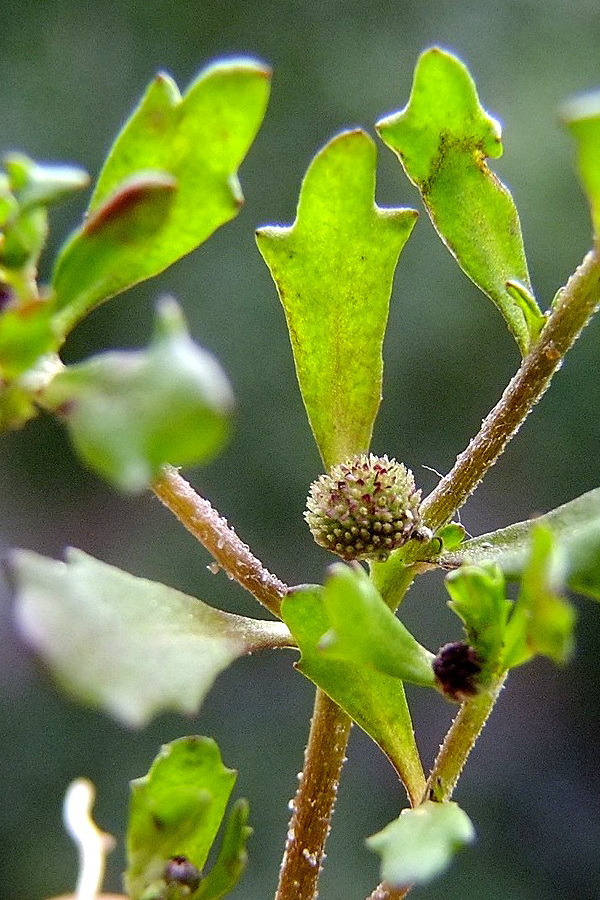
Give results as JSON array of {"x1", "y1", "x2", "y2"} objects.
[{"x1": 305, "y1": 453, "x2": 424, "y2": 562}]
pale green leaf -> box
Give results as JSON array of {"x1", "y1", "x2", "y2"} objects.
[
  {"x1": 367, "y1": 800, "x2": 475, "y2": 887},
  {"x1": 441, "y1": 487, "x2": 600, "y2": 600},
  {"x1": 377, "y1": 47, "x2": 544, "y2": 354},
  {"x1": 319, "y1": 563, "x2": 435, "y2": 686},
  {"x1": 563, "y1": 90, "x2": 600, "y2": 237},
  {"x1": 281, "y1": 584, "x2": 425, "y2": 804},
  {"x1": 502, "y1": 526, "x2": 575, "y2": 668},
  {"x1": 41, "y1": 298, "x2": 234, "y2": 492},
  {"x1": 12, "y1": 548, "x2": 291, "y2": 727},
  {"x1": 256, "y1": 129, "x2": 417, "y2": 467}
]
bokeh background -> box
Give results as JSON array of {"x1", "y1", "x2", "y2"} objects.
[{"x1": 1, "y1": 1, "x2": 599, "y2": 898}]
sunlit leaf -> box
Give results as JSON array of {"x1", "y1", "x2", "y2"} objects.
[
  {"x1": 256, "y1": 129, "x2": 417, "y2": 467},
  {"x1": 125, "y1": 737, "x2": 239, "y2": 900},
  {"x1": 377, "y1": 47, "x2": 544, "y2": 354},
  {"x1": 12, "y1": 548, "x2": 291, "y2": 727},
  {"x1": 441, "y1": 487, "x2": 600, "y2": 600},
  {"x1": 52, "y1": 59, "x2": 270, "y2": 334},
  {"x1": 281, "y1": 584, "x2": 425, "y2": 804},
  {"x1": 319, "y1": 563, "x2": 435, "y2": 686},
  {"x1": 563, "y1": 89, "x2": 600, "y2": 236},
  {"x1": 367, "y1": 800, "x2": 475, "y2": 888},
  {"x1": 41, "y1": 298, "x2": 234, "y2": 491}
]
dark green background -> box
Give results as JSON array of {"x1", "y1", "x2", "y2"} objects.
[{"x1": 1, "y1": 2, "x2": 599, "y2": 898}]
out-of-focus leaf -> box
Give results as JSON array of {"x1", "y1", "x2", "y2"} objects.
[
  {"x1": 4, "y1": 152, "x2": 89, "y2": 210},
  {"x1": 197, "y1": 799, "x2": 252, "y2": 900},
  {"x1": 440, "y1": 487, "x2": 600, "y2": 600},
  {"x1": 502, "y1": 526, "x2": 575, "y2": 668},
  {"x1": 319, "y1": 563, "x2": 435, "y2": 686},
  {"x1": 0, "y1": 303, "x2": 56, "y2": 379},
  {"x1": 12, "y1": 548, "x2": 292, "y2": 727},
  {"x1": 42, "y1": 298, "x2": 234, "y2": 491},
  {"x1": 377, "y1": 47, "x2": 544, "y2": 354},
  {"x1": 367, "y1": 800, "x2": 475, "y2": 888},
  {"x1": 281, "y1": 584, "x2": 426, "y2": 804},
  {"x1": 256, "y1": 129, "x2": 417, "y2": 468},
  {"x1": 125, "y1": 737, "x2": 238, "y2": 900},
  {"x1": 563, "y1": 90, "x2": 600, "y2": 236},
  {"x1": 52, "y1": 59, "x2": 270, "y2": 334},
  {"x1": 445, "y1": 564, "x2": 511, "y2": 684}
]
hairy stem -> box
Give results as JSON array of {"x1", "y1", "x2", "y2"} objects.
[
  {"x1": 422, "y1": 245, "x2": 600, "y2": 529},
  {"x1": 275, "y1": 689, "x2": 352, "y2": 900},
  {"x1": 424, "y1": 675, "x2": 507, "y2": 804},
  {"x1": 366, "y1": 247, "x2": 600, "y2": 900},
  {"x1": 152, "y1": 465, "x2": 287, "y2": 618},
  {"x1": 366, "y1": 883, "x2": 412, "y2": 900}
]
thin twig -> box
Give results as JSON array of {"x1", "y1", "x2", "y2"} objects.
[
  {"x1": 275, "y1": 689, "x2": 352, "y2": 900},
  {"x1": 152, "y1": 465, "x2": 288, "y2": 618},
  {"x1": 422, "y1": 245, "x2": 600, "y2": 530}
]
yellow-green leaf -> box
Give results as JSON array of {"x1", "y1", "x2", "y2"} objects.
[
  {"x1": 256, "y1": 129, "x2": 417, "y2": 467},
  {"x1": 377, "y1": 47, "x2": 544, "y2": 355}
]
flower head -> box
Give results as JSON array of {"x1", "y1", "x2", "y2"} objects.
[{"x1": 305, "y1": 453, "x2": 423, "y2": 562}]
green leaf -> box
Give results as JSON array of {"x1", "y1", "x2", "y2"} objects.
[
  {"x1": 445, "y1": 564, "x2": 511, "y2": 684},
  {"x1": 441, "y1": 487, "x2": 600, "y2": 600},
  {"x1": 319, "y1": 563, "x2": 435, "y2": 686},
  {"x1": 0, "y1": 303, "x2": 57, "y2": 379},
  {"x1": 125, "y1": 736, "x2": 238, "y2": 900},
  {"x1": 281, "y1": 584, "x2": 426, "y2": 804},
  {"x1": 197, "y1": 799, "x2": 252, "y2": 900},
  {"x1": 367, "y1": 800, "x2": 475, "y2": 888},
  {"x1": 377, "y1": 47, "x2": 544, "y2": 355},
  {"x1": 52, "y1": 58, "x2": 271, "y2": 333},
  {"x1": 502, "y1": 526, "x2": 575, "y2": 668},
  {"x1": 256, "y1": 129, "x2": 417, "y2": 468},
  {"x1": 563, "y1": 90, "x2": 600, "y2": 237},
  {"x1": 4, "y1": 152, "x2": 89, "y2": 210},
  {"x1": 12, "y1": 547, "x2": 291, "y2": 727},
  {"x1": 42, "y1": 298, "x2": 234, "y2": 491}
]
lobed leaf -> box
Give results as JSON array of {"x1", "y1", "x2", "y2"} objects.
[
  {"x1": 11, "y1": 548, "x2": 292, "y2": 727},
  {"x1": 125, "y1": 737, "x2": 240, "y2": 899},
  {"x1": 367, "y1": 800, "x2": 475, "y2": 888},
  {"x1": 441, "y1": 487, "x2": 600, "y2": 600},
  {"x1": 256, "y1": 129, "x2": 417, "y2": 468},
  {"x1": 41, "y1": 298, "x2": 234, "y2": 492},
  {"x1": 563, "y1": 90, "x2": 600, "y2": 238},
  {"x1": 52, "y1": 58, "x2": 271, "y2": 333},
  {"x1": 281, "y1": 583, "x2": 426, "y2": 804},
  {"x1": 377, "y1": 47, "x2": 544, "y2": 354}
]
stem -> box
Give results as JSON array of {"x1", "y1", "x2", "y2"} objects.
[
  {"x1": 421, "y1": 245, "x2": 600, "y2": 530},
  {"x1": 366, "y1": 884, "x2": 412, "y2": 900},
  {"x1": 275, "y1": 689, "x2": 352, "y2": 900},
  {"x1": 423, "y1": 675, "x2": 507, "y2": 804},
  {"x1": 365, "y1": 247, "x2": 600, "y2": 899},
  {"x1": 152, "y1": 465, "x2": 287, "y2": 618}
]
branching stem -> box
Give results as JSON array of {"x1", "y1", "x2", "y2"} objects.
[
  {"x1": 422, "y1": 245, "x2": 600, "y2": 530},
  {"x1": 152, "y1": 464, "x2": 287, "y2": 618}
]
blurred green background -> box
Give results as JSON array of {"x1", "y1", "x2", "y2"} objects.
[{"x1": 1, "y1": 1, "x2": 599, "y2": 898}]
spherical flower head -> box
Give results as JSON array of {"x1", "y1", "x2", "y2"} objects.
[{"x1": 305, "y1": 453, "x2": 423, "y2": 562}]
